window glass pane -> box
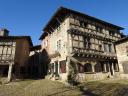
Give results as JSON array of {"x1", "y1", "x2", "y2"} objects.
[{"x1": 73, "y1": 40, "x2": 79, "y2": 47}]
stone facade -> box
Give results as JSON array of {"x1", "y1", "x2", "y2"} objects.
[
  {"x1": 115, "y1": 37, "x2": 128, "y2": 79},
  {"x1": 40, "y1": 7, "x2": 125, "y2": 82}
]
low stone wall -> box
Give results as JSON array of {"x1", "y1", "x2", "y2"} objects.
[
  {"x1": 77, "y1": 72, "x2": 110, "y2": 82},
  {"x1": 120, "y1": 74, "x2": 128, "y2": 79},
  {"x1": 59, "y1": 73, "x2": 68, "y2": 82}
]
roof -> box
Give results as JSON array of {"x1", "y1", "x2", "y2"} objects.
[
  {"x1": 0, "y1": 28, "x2": 9, "y2": 32},
  {"x1": 114, "y1": 36, "x2": 128, "y2": 45},
  {"x1": 0, "y1": 36, "x2": 33, "y2": 46},
  {"x1": 39, "y1": 7, "x2": 124, "y2": 40},
  {"x1": 30, "y1": 45, "x2": 41, "y2": 51}
]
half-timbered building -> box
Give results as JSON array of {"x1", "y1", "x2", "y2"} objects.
[
  {"x1": 40, "y1": 7, "x2": 125, "y2": 82},
  {"x1": 0, "y1": 28, "x2": 33, "y2": 82}
]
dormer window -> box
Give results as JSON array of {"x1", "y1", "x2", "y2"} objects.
[
  {"x1": 109, "y1": 31, "x2": 115, "y2": 36},
  {"x1": 96, "y1": 26, "x2": 102, "y2": 32},
  {"x1": 79, "y1": 21, "x2": 88, "y2": 28}
]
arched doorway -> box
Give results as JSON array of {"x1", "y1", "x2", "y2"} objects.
[{"x1": 84, "y1": 63, "x2": 92, "y2": 72}]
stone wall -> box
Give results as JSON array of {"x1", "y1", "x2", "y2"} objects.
[{"x1": 116, "y1": 41, "x2": 128, "y2": 78}]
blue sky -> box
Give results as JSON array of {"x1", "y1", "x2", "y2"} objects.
[{"x1": 0, "y1": 0, "x2": 128, "y2": 45}]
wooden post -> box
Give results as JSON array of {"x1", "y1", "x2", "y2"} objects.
[{"x1": 7, "y1": 63, "x2": 13, "y2": 82}]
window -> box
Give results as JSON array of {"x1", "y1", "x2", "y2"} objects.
[
  {"x1": 84, "y1": 37, "x2": 91, "y2": 49},
  {"x1": 73, "y1": 40, "x2": 79, "y2": 47},
  {"x1": 72, "y1": 35, "x2": 84, "y2": 48},
  {"x1": 79, "y1": 21, "x2": 88, "y2": 28},
  {"x1": 96, "y1": 26, "x2": 102, "y2": 32},
  {"x1": 84, "y1": 63, "x2": 92, "y2": 72},
  {"x1": 104, "y1": 43, "x2": 108, "y2": 52},
  {"x1": 60, "y1": 60, "x2": 66, "y2": 73},
  {"x1": 79, "y1": 21, "x2": 84, "y2": 27},
  {"x1": 99, "y1": 45, "x2": 102, "y2": 51},
  {"x1": 94, "y1": 63, "x2": 102, "y2": 72},
  {"x1": 109, "y1": 31, "x2": 115, "y2": 36},
  {"x1": 57, "y1": 40, "x2": 61, "y2": 50},
  {"x1": 108, "y1": 44, "x2": 112, "y2": 52}
]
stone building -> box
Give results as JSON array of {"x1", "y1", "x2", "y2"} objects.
[
  {"x1": 39, "y1": 7, "x2": 126, "y2": 82},
  {"x1": 115, "y1": 37, "x2": 128, "y2": 79},
  {"x1": 39, "y1": 7, "x2": 125, "y2": 82},
  {"x1": 0, "y1": 28, "x2": 33, "y2": 81}
]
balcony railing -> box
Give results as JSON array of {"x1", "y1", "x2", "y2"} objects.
[{"x1": 72, "y1": 47, "x2": 116, "y2": 58}]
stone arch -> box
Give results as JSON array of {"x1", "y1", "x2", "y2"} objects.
[
  {"x1": 94, "y1": 63, "x2": 102, "y2": 72},
  {"x1": 84, "y1": 63, "x2": 92, "y2": 72}
]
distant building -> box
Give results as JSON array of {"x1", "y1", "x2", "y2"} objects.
[
  {"x1": 115, "y1": 37, "x2": 128, "y2": 79},
  {"x1": 0, "y1": 28, "x2": 33, "y2": 81},
  {"x1": 40, "y1": 7, "x2": 125, "y2": 82},
  {"x1": 0, "y1": 28, "x2": 9, "y2": 36}
]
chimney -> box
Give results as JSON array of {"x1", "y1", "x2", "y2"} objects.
[{"x1": 0, "y1": 28, "x2": 9, "y2": 36}]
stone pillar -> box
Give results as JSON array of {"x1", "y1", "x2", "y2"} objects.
[
  {"x1": 111, "y1": 43, "x2": 116, "y2": 53},
  {"x1": 92, "y1": 65, "x2": 95, "y2": 73},
  {"x1": 102, "y1": 44, "x2": 104, "y2": 52},
  {"x1": 53, "y1": 62, "x2": 55, "y2": 73},
  {"x1": 104, "y1": 63, "x2": 107, "y2": 72},
  {"x1": 111, "y1": 63, "x2": 115, "y2": 75},
  {"x1": 107, "y1": 62, "x2": 111, "y2": 76},
  {"x1": 7, "y1": 63, "x2": 13, "y2": 82},
  {"x1": 116, "y1": 63, "x2": 119, "y2": 71},
  {"x1": 67, "y1": 56, "x2": 71, "y2": 81},
  {"x1": 58, "y1": 61, "x2": 60, "y2": 74}
]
